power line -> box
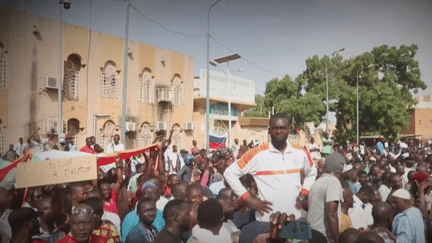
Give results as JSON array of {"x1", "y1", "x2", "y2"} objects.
[
  {"x1": 209, "y1": 36, "x2": 284, "y2": 77},
  {"x1": 129, "y1": 2, "x2": 283, "y2": 77},
  {"x1": 130, "y1": 4, "x2": 206, "y2": 39}
]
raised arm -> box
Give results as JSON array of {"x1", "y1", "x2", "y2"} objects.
[
  {"x1": 112, "y1": 154, "x2": 123, "y2": 193},
  {"x1": 27, "y1": 127, "x2": 40, "y2": 144}
]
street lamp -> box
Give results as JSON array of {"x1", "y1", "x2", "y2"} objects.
[
  {"x1": 209, "y1": 60, "x2": 244, "y2": 148},
  {"x1": 206, "y1": 0, "x2": 221, "y2": 153},
  {"x1": 325, "y1": 48, "x2": 345, "y2": 134},
  {"x1": 58, "y1": 0, "x2": 71, "y2": 136},
  {"x1": 356, "y1": 64, "x2": 376, "y2": 145}
]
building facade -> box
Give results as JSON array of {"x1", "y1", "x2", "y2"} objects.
[
  {"x1": 400, "y1": 94, "x2": 432, "y2": 142},
  {"x1": 193, "y1": 69, "x2": 269, "y2": 149},
  {"x1": 0, "y1": 6, "x2": 195, "y2": 154}
]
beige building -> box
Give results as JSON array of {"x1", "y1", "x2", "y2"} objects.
[
  {"x1": 0, "y1": 6, "x2": 195, "y2": 154},
  {"x1": 400, "y1": 94, "x2": 432, "y2": 142},
  {"x1": 193, "y1": 70, "x2": 265, "y2": 149}
]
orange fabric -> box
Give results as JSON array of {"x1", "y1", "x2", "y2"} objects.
[
  {"x1": 254, "y1": 168, "x2": 302, "y2": 176},
  {"x1": 237, "y1": 143, "x2": 269, "y2": 169},
  {"x1": 300, "y1": 188, "x2": 309, "y2": 196},
  {"x1": 292, "y1": 145, "x2": 314, "y2": 168},
  {"x1": 0, "y1": 157, "x2": 21, "y2": 182},
  {"x1": 240, "y1": 192, "x2": 251, "y2": 201}
]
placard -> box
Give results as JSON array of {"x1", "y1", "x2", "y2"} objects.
[{"x1": 16, "y1": 155, "x2": 97, "y2": 188}]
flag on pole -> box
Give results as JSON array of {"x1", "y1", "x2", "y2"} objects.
[{"x1": 209, "y1": 130, "x2": 227, "y2": 150}]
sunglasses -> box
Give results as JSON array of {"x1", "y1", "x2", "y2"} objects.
[{"x1": 71, "y1": 206, "x2": 94, "y2": 216}]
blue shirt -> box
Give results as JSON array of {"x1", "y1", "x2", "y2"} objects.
[
  {"x1": 392, "y1": 207, "x2": 425, "y2": 243},
  {"x1": 376, "y1": 141, "x2": 385, "y2": 156},
  {"x1": 121, "y1": 209, "x2": 165, "y2": 242},
  {"x1": 125, "y1": 221, "x2": 159, "y2": 243}
]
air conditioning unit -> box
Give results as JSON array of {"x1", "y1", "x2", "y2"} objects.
[
  {"x1": 155, "y1": 121, "x2": 167, "y2": 131},
  {"x1": 184, "y1": 121, "x2": 195, "y2": 130},
  {"x1": 157, "y1": 88, "x2": 172, "y2": 103},
  {"x1": 44, "y1": 77, "x2": 58, "y2": 89},
  {"x1": 126, "y1": 122, "x2": 136, "y2": 132}
]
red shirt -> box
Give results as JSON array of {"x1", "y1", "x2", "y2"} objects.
[
  {"x1": 56, "y1": 234, "x2": 108, "y2": 243},
  {"x1": 195, "y1": 155, "x2": 206, "y2": 167},
  {"x1": 79, "y1": 145, "x2": 94, "y2": 154},
  {"x1": 103, "y1": 189, "x2": 119, "y2": 214},
  {"x1": 164, "y1": 183, "x2": 171, "y2": 196}
]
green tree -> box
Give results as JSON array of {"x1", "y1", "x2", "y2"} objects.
[
  {"x1": 262, "y1": 74, "x2": 325, "y2": 130},
  {"x1": 303, "y1": 44, "x2": 426, "y2": 142},
  {"x1": 243, "y1": 94, "x2": 269, "y2": 117}
]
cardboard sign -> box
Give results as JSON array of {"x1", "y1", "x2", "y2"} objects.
[{"x1": 16, "y1": 155, "x2": 97, "y2": 188}]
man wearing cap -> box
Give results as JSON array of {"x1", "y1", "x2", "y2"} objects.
[
  {"x1": 307, "y1": 153, "x2": 345, "y2": 243},
  {"x1": 389, "y1": 188, "x2": 425, "y2": 242},
  {"x1": 121, "y1": 181, "x2": 165, "y2": 243},
  {"x1": 65, "y1": 134, "x2": 77, "y2": 151}
]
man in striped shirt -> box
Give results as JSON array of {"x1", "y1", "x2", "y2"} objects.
[{"x1": 224, "y1": 113, "x2": 317, "y2": 221}]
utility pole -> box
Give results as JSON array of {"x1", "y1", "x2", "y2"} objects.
[{"x1": 120, "y1": 0, "x2": 130, "y2": 145}]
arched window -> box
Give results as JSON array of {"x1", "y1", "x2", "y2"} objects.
[
  {"x1": 139, "y1": 68, "x2": 154, "y2": 104},
  {"x1": 137, "y1": 122, "x2": 153, "y2": 147},
  {"x1": 99, "y1": 120, "x2": 115, "y2": 150},
  {"x1": 63, "y1": 54, "x2": 81, "y2": 100},
  {"x1": 100, "y1": 62, "x2": 120, "y2": 99},
  {"x1": 67, "y1": 118, "x2": 80, "y2": 144},
  {"x1": 0, "y1": 44, "x2": 6, "y2": 88},
  {"x1": 171, "y1": 74, "x2": 184, "y2": 106}
]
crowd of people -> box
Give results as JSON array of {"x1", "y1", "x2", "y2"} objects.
[{"x1": 1, "y1": 114, "x2": 432, "y2": 242}]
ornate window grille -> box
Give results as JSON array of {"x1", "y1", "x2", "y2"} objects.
[
  {"x1": 172, "y1": 125, "x2": 181, "y2": 149},
  {"x1": 171, "y1": 75, "x2": 184, "y2": 106},
  {"x1": 63, "y1": 61, "x2": 79, "y2": 100},
  {"x1": 99, "y1": 121, "x2": 115, "y2": 150},
  {"x1": 100, "y1": 64, "x2": 120, "y2": 99},
  {"x1": 0, "y1": 128, "x2": 5, "y2": 155},
  {"x1": 137, "y1": 123, "x2": 153, "y2": 147},
  {"x1": 0, "y1": 46, "x2": 6, "y2": 88},
  {"x1": 139, "y1": 71, "x2": 154, "y2": 104}
]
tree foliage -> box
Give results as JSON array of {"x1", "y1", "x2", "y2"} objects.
[
  {"x1": 245, "y1": 44, "x2": 426, "y2": 141},
  {"x1": 243, "y1": 95, "x2": 269, "y2": 118}
]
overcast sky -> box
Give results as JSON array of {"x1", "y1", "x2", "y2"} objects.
[{"x1": 2, "y1": 0, "x2": 432, "y2": 97}]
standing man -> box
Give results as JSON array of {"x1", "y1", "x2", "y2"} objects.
[
  {"x1": 65, "y1": 134, "x2": 77, "y2": 151},
  {"x1": 107, "y1": 135, "x2": 125, "y2": 153},
  {"x1": 308, "y1": 138, "x2": 321, "y2": 162},
  {"x1": 56, "y1": 204, "x2": 109, "y2": 243},
  {"x1": 14, "y1": 137, "x2": 27, "y2": 157},
  {"x1": 231, "y1": 138, "x2": 240, "y2": 159},
  {"x1": 307, "y1": 153, "x2": 345, "y2": 243},
  {"x1": 237, "y1": 140, "x2": 249, "y2": 159},
  {"x1": 191, "y1": 140, "x2": 200, "y2": 156},
  {"x1": 389, "y1": 189, "x2": 425, "y2": 242},
  {"x1": 224, "y1": 114, "x2": 317, "y2": 221},
  {"x1": 376, "y1": 135, "x2": 386, "y2": 157},
  {"x1": 164, "y1": 145, "x2": 184, "y2": 174},
  {"x1": 322, "y1": 132, "x2": 333, "y2": 157},
  {"x1": 153, "y1": 199, "x2": 192, "y2": 243},
  {"x1": 80, "y1": 137, "x2": 94, "y2": 154},
  {"x1": 125, "y1": 198, "x2": 159, "y2": 243}
]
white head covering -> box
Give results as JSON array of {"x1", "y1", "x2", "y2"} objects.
[{"x1": 393, "y1": 189, "x2": 411, "y2": 200}]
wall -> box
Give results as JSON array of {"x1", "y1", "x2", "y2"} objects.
[{"x1": 0, "y1": 6, "x2": 194, "y2": 152}]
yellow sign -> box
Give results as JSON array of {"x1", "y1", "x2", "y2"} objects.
[{"x1": 15, "y1": 155, "x2": 97, "y2": 188}]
